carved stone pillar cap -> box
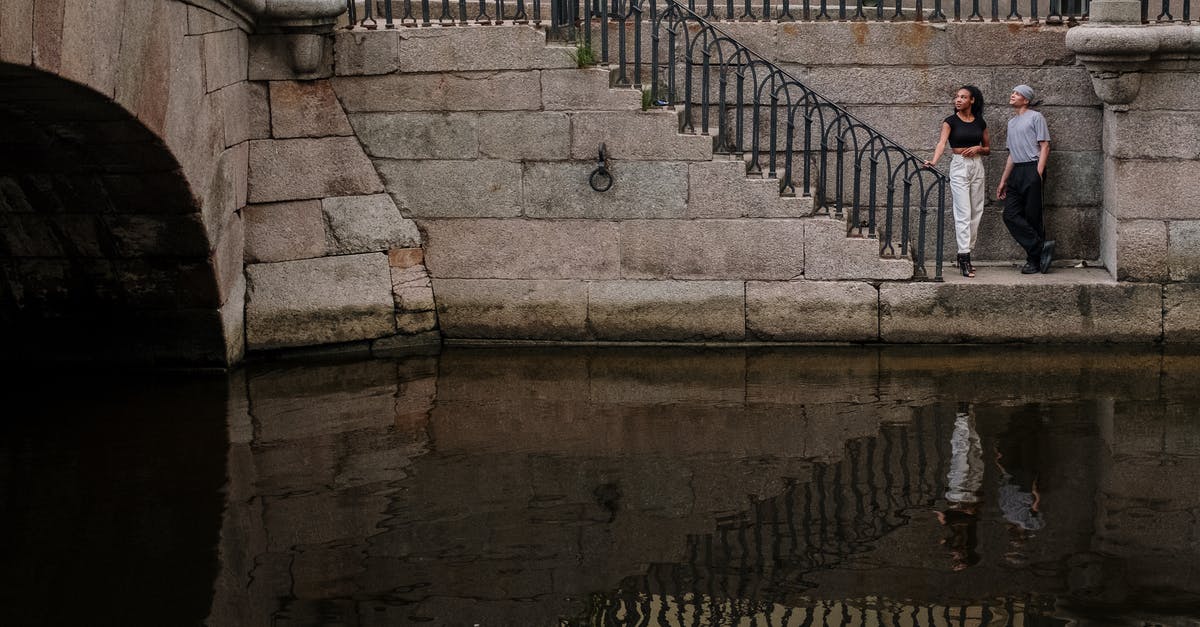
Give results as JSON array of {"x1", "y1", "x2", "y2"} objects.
[
  {"x1": 232, "y1": 0, "x2": 346, "y2": 28},
  {"x1": 1067, "y1": 24, "x2": 1200, "y2": 57}
]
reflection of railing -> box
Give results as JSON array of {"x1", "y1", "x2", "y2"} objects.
[
  {"x1": 567, "y1": 414, "x2": 1060, "y2": 624},
  {"x1": 345, "y1": 0, "x2": 1196, "y2": 25},
  {"x1": 582, "y1": 594, "x2": 1058, "y2": 626}
]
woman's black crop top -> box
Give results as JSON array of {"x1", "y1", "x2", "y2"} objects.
[{"x1": 944, "y1": 114, "x2": 986, "y2": 148}]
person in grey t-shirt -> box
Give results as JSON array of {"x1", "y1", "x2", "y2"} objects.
[{"x1": 995, "y1": 85, "x2": 1055, "y2": 274}]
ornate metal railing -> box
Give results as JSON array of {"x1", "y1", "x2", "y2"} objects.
[
  {"x1": 636, "y1": 1, "x2": 949, "y2": 278},
  {"x1": 347, "y1": 0, "x2": 1196, "y2": 25}
]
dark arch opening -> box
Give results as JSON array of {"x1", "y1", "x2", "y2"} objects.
[{"x1": 0, "y1": 63, "x2": 230, "y2": 366}]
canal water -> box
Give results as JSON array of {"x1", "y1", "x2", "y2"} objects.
[{"x1": 3, "y1": 346, "x2": 1199, "y2": 626}]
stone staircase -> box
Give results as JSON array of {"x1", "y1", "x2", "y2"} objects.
[{"x1": 329, "y1": 24, "x2": 916, "y2": 342}]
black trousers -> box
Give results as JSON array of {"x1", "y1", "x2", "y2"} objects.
[{"x1": 1003, "y1": 162, "x2": 1045, "y2": 263}]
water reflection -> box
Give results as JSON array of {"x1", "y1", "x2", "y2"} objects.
[{"x1": 4, "y1": 347, "x2": 1200, "y2": 626}]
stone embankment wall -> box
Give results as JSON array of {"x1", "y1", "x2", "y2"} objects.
[
  {"x1": 0, "y1": 0, "x2": 253, "y2": 364},
  {"x1": 244, "y1": 21, "x2": 1180, "y2": 348}
]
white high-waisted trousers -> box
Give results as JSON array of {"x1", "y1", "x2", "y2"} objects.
[{"x1": 949, "y1": 153, "x2": 986, "y2": 254}]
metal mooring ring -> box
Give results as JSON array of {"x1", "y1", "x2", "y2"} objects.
[
  {"x1": 589, "y1": 167, "x2": 613, "y2": 192},
  {"x1": 589, "y1": 142, "x2": 613, "y2": 192}
]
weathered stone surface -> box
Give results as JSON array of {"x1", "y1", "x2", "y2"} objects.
[
  {"x1": 571, "y1": 110, "x2": 712, "y2": 161},
  {"x1": 392, "y1": 264, "x2": 436, "y2": 312},
  {"x1": 31, "y1": 0, "x2": 65, "y2": 74},
  {"x1": 0, "y1": 0, "x2": 34, "y2": 64},
  {"x1": 332, "y1": 72, "x2": 542, "y2": 112},
  {"x1": 111, "y1": 0, "x2": 172, "y2": 136},
  {"x1": 1105, "y1": 109, "x2": 1200, "y2": 160},
  {"x1": 477, "y1": 112, "x2": 570, "y2": 160},
  {"x1": 389, "y1": 247, "x2": 424, "y2": 269},
  {"x1": 323, "y1": 194, "x2": 421, "y2": 254},
  {"x1": 396, "y1": 309, "x2": 438, "y2": 335},
  {"x1": 392, "y1": 263, "x2": 439, "y2": 334},
  {"x1": 334, "y1": 29, "x2": 399, "y2": 76},
  {"x1": 349, "y1": 112, "x2": 478, "y2": 159},
  {"x1": 249, "y1": 33, "x2": 333, "y2": 81},
  {"x1": 246, "y1": 81, "x2": 271, "y2": 140},
  {"x1": 1169, "y1": 221, "x2": 1200, "y2": 282},
  {"x1": 1108, "y1": 158, "x2": 1200, "y2": 221},
  {"x1": 212, "y1": 82, "x2": 251, "y2": 147},
  {"x1": 433, "y1": 278, "x2": 589, "y2": 339},
  {"x1": 248, "y1": 137, "x2": 383, "y2": 203},
  {"x1": 421, "y1": 219, "x2": 620, "y2": 279},
  {"x1": 785, "y1": 65, "x2": 997, "y2": 106},
  {"x1": 370, "y1": 330, "x2": 441, "y2": 355},
  {"x1": 588, "y1": 280, "x2": 746, "y2": 341},
  {"x1": 524, "y1": 161, "x2": 688, "y2": 219},
  {"x1": 201, "y1": 142, "x2": 248, "y2": 243},
  {"x1": 1165, "y1": 283, "x2": 1200, "y2": 344},
  {"x1": 210, "y1": 210, "x2": 245, "y2": 306},
  {"x1": 245, "y1": 253, "x2": 395, "y2": 350},
  {"x1": 620, "y1": 219, "x2": 806, "y2": 280},
  {"x1": 203, "y1": 29, "x2": 247, "y2": 92},
  {"x1": 1042, "y1": 151, "x2": 1103, "y2": 207},
  {"x1": 541, "y1": 68, "x2": 643, "y2": 110},
  {"x1": 945, "y1": 23, "x2": 1073, "y2": 67},
  {"x1": 376, "y1": 160, "x2": 522, "y2": 218},
  {"x1": 57, "y1": 0, "x2": 123, "y2": 97},
  {"x1": 396, "y1": 26, "x2": 574, "y2": 72},
  {"x1": 244, "y1": 199, "x2": 327, "y2": 263},
  {"x1": 776, "y1": 22, "x2": 950, "y2": 67},
  {"x1": 880, "y1": 271, "x2": 1162, "y2": 342},
  {"x1": 1112, "y1": 219, "x2": 1169, "y2": 282},
  {"x1": 747, "y1": 280, "x2": 879, "y2": 341},
  {"x1": 163, "y1": 34, "x2": 222, "y2": 186},
  {"x1": 187, "y1": 5, "x2": 236, "y2": 35},
  {"x1": 688, "y1": 160, "x2": 812, "y2": 218},
  {"x1": 1134, "y1": 71, "x2": 1200, "y2": 111},
  {"x1": 269, "y1": 80, "x2": 354, "y2": 139},
  {"x1": 992, "y1": 67, "x2": 1102, "y2": 107},
  {"x1": 805, "y1": 216, "x2": 913, "y2": 280},
  {"x1": 219, "y1": 272, "x2": 246, "y2": 364}
]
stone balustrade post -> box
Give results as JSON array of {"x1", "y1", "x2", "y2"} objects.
[{"x1": 1066, "y1": 5, "x2": 1200, "y2": 284}]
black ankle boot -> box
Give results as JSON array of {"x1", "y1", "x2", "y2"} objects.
[{"x1": 957, "y1": 253, "x2": 975, "y2": 277}]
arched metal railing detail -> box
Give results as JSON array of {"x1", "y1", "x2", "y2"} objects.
[{"x1": 631, "y1": 2, "x2": 948, "y2": 277}]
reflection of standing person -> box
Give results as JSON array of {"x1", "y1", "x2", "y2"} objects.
[
  {"x1": 937, "y1": 402, "x2": 984, "y2": 571},
  {"x1": 924, "y1": 86, "x2": 990, "y2": 278},
  {"x1": 946, "y1": 402, "x2": 984, "y2": 506},
  {"x1": 995, "y1": 411, "x2": 1045, "y2": 565},
  {"x1": 996, "y1": 84, "x2": 1054, "y2": 274}
]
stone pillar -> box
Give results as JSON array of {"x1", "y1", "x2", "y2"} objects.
[{"x1": 1066, "y1": 14, "x2": 1200, "y2": 284}]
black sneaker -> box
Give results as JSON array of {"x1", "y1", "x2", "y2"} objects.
[
  {"x1": 1021, "y1": 262, "x2": 1039, "y2": 274},
  {"x1": 1039, "y1": 240, "x2": 1056, "y2": 274}
]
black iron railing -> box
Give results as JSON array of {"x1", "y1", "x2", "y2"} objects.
[
  {"x1": 636, "y1": 1, "x2": 949, "y2": 278},
  {"x1": 347, "y1": 0, "x2": 1196, "y2": 25}
]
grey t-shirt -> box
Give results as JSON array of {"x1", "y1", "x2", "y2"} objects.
[{"x1": 1006, "y1": 110, "x2": 1050, "y2": 163}]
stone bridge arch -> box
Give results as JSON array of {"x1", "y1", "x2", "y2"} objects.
[{"x1": 0, "y1": 0, "x2": 258, "y2": 365}]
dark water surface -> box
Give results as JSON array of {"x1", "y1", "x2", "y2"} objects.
[{"x1": 4, "y1": 346, "x2": 1200, "y2": 626}]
